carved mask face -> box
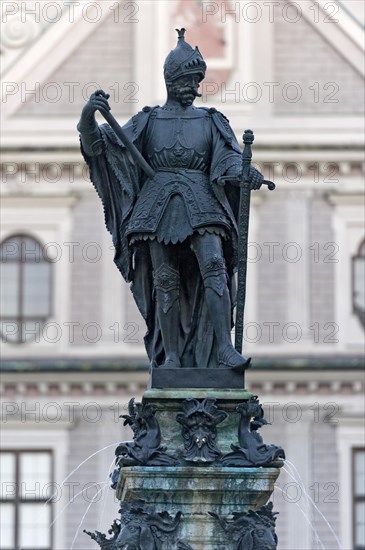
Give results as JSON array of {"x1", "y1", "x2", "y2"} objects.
[
  {"x1": 254, "y1": 526, "x2": 277, "y2": 550},
  {"x1": 169, "y1": 74, "x2": 201, "y2": 106},
  {"x1": 193, "y1": 428, "x2": 208, "y2": 449}
]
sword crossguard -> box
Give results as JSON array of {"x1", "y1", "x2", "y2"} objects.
[
  {"x1": 217, "y1": 176, "x2": 275, "y2": 190},
  {"x1": 265, "y1": 180, "x2": 276, "y2": 191},
  {"x1": 217, "y1": 128, "x2": 276, "y2": 190}
]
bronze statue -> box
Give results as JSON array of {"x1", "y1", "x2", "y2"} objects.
[{"x1": 78, "y1": 29, "x2": 266, "y2": 373}]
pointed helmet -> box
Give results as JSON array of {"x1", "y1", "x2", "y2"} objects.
[{"x1": 164, "y1": 28, "x2": 207, "y2": 84}]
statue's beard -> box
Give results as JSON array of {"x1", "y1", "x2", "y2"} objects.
[{"x1": 172, "y1": 85, "x2": 200, "y2": 106}]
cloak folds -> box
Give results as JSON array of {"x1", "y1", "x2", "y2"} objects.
[{"x1": 81, "y1": 107, "x2": 243, "y2": 369}]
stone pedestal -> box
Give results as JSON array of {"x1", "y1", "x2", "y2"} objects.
[
  {"x1": 117, "y1": 466, "x2": 280, "y2": 548},
  {"x1": 85, "y1": 386, "x2": 284, "y2": 549},
  {"x1": 110, "y1": 388, "x2": 283, "y2": 548}
]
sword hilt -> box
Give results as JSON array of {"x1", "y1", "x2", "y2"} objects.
[
  {"x1": 265, "y1": 180, "x2": 276, "y2": 190},
  {"x1": 217, "y1": 128, "x2": 276, "y2": 189},
  {"x1": 241, "y1": 129, "x2": 254, "y2": 180},
  {"x1": 217, "y1": 176, "x2": 276, "y2": 190},
  {"x1": 243, "y1": 128, "x2": 254, "y2": 145}
]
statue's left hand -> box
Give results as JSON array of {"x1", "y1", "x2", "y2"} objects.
[
  {"x1": 248, "y1": 167, "x2": 264, "y2": 190},
  {"x1": 219, "y1": 166, "x2": 264, "y2": 189}
]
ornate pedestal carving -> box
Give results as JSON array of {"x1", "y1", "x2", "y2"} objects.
[{"x1": 86, "y1": 388, "x2": 284, "y2": 549}]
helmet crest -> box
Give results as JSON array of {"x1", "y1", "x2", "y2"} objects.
[{"x1": 164, "y1": 28, "x2": 207, "y2": 84}]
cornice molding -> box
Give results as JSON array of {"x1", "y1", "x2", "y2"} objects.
[
  {"x1": 0, "y1": 368, "x2": 363, "y2": 398},
  {"x1": 0, "y1": 378, "x2": 363, "y2": 399}
]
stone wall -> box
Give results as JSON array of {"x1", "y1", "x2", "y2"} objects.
[
  {"x1": 19, "y1": 11, "x2": 133, "y2": 116},
  {"x1": 70, "y1": 191, "x2": 104, "y2": 346},
  {"x1": 274, "y1": 3, "x2": 364, "y2": 114}
]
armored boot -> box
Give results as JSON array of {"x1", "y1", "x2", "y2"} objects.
[
  {"x1": 205, "y1": 287, "x2": 251, "y2": 369},
  {"x1": 200, "y1": 254, "x2": 251, "y2": 369},
  {"x1": 153, "y1": 263, "x2": 181, "y2": 368}
]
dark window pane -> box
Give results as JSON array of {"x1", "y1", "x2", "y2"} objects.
[
  {"x1": 355, "y1": 501, "x2": 365, "y2": 547},
  {"x1": 0, "y1": 503, "x2": 15, "y2": 548},
  {"x1": 354, "y1": 257, "x2": 365, "y2": 312},
  {"x1": 0, "y1": 321, "x2": 20, "y2": 343},
  {"x1": 355, "y1": 450, "x2": 365, "y2": 497},
  {"x1": 0, "y1": 264, "x2": 19, "y2": 316},
  {"x1": 23, "y1": 263, "x2": 51, "y2": 317},
  {"x1": 0, "y1": 453, "x2": 16, "y2": 498},
  {"x1": 19, "y1": 503, "x2": 51, "y2": 548},
  {"x1": 0, "y1": 237, "x2": 21, "y2": 261},
  {"x1": 22, "y1": 321, "x2": 43, "y2": 344},
  {"x1": 20, "y1": 453, "x2": 51, "y2": 499},
  {"x1": 20, "y1": 237, "x2": 43, "y2": 263},
  {"x1": 0, "y1": 451, "x2": 53, "y2": 549},
  {"x1": 0, "y1": 235, "x2": 52, "y2": 343},
  {"x1": 353, "y1": 239, "x2": 365, "y2": 329}
]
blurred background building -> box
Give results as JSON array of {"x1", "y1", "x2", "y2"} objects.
[{"x1": 1, "y1": 1, "x2": 364, "y2": 549}]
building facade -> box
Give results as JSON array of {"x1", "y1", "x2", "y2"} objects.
[{"x1": 1, "y1": 1, "x2": 364, "y2": 549}]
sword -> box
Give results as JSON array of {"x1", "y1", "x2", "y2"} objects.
[{"x1": 217, "y1": 130, "x2": 275, "y2": 354}]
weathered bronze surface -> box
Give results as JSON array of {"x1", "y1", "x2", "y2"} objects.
[
  {"x1": 176, "y1": 398, "x2": 227, "y2": 463},
  {"x1": 210, "y1": 502, "x2": 279, "y2": 549},
  {"x1": 80, "y1": 29, "x2": 283, "y2": 548},
  {"x1": 113, "y1": 398, "x2": 178, "y2": 470},
  {"x1": 78, "y1": 29, "x2": 273, "y2": 387},
  {"x1": 84, "y1": 499, "x2": 185, "y2": 549},
  {"x1": 221, "y1": 396, "x2": 285, "y2": 467}
]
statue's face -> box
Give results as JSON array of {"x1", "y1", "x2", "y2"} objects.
[{"x1": 170, "y1": 74, "x2": 201, "y2": 106}]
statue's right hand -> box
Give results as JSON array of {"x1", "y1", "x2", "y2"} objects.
[{"x1": 80, "y1": 89, "x2": 111, "y2": 125}]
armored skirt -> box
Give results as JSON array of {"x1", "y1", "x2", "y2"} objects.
[{"x1": 126, "y1": 168, "x2": 232, "y2": 245}]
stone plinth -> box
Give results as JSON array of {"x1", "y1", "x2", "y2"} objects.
[
  {"x1": 109, "y1": 388, "x2": 283, "y2": 549},
  {"x1": 117, "y1": 465, "x2": 280, "y2": 548},
  {"x1": 143, "y1": 388, "x2": 253, "y2": 457},
  {"x1": 149, "y1": 367, "x2": 249, "y2": 389}
]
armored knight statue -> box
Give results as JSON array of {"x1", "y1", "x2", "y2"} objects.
[{"x1": 78, "y1": 29, "x2": 264, "y2": 371}]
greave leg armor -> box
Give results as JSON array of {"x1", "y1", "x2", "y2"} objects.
[
  {"x1": 153, "y1": 263, "x2": 181, "y2": 368},
  {"x1": 191, "y1": 234, "x2": 250, "y2": 369}
]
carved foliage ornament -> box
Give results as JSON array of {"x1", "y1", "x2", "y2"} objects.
[
  {"x1": 221, "y1": 396, "x2": 285, "y2": 467},
  {"x1": 84, "y1": 499, "x2": 186, "y2": 550},
  {"x1": 209, "y1": 502, "x2": 279, "y2": 550},
  {"x1": 114, "y1": 398, "x2": 178, "y2": 469}
]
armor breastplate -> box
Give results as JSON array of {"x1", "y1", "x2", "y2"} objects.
[
  {"x1": 126, "y1": 107, "x2": 231, "y2": 241},
  {"x1": 143, "y1": 108, "x2": 211, "y2": 173}
]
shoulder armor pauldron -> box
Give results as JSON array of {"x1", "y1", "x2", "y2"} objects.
[
  {"x1": 213, "y1": 110, "x2": 233, "y2": 145},
  {"x1": 131, "y1": 105, "x2": 159, "y2": 138},
  {"x1": 201, "y1": 108, "x2": 240, "y2": 152}
]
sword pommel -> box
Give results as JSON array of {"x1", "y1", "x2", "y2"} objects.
[
  {"x1": 243, "y1": 129, "x2": 254, "y2": 145},
  {"x1": 241, "y1": 130, "x2": 254, "y2": 180}
]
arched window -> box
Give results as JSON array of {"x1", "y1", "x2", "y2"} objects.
[
  {"x1": 0, "y1": 235, "x2": 52, "y2": 343},
  {"x1": 352, "y1": 238, "x2": 365, "y2": 330}
]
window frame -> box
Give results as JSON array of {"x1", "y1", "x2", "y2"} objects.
[
  {"x1": 0, "y1": 234, "x2": 53, "y2": 344},
  {"x1": 352, "y1": 447, "x2": 365, "y2": 550},
  {"x1": 352, "y1": 238, "x2": 365, "y2": 329},
  {"x1": 0, "y1": 449, "x2": 54, "y2": 550}
]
